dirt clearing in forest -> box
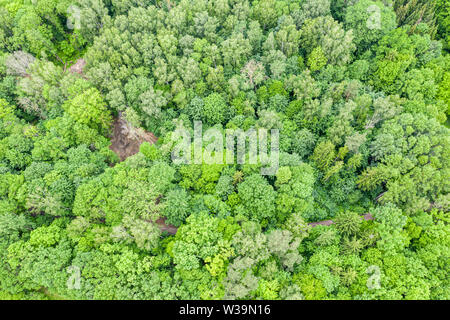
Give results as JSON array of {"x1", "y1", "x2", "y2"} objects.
[
  {"x1": 109, "y1": 116, "x2": 158, "y2": 161},
  {"x1": 155, "y1": 217, "x2": 178, "y2": 235}
]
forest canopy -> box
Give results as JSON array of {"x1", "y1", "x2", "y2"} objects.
[{"x1": 0, "y1": 0, "x2": 449, "y2": 300}]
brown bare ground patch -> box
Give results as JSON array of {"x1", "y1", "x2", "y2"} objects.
[
  {"x1": 155, "y1": 217, "x2": 178, "y2": 235},
  {"x1": 69, "y1": 58, "x2": 86, "y2": 75},
  {"x1": 144, "y1": 217, "x2": 178, "y2": 235},
  {"x1": 109, "y1": 116, "x2": 158, "y2": 161}
]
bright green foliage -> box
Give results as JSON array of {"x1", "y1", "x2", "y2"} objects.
[
  {"x1": 237, "y1": 174, "x2": 276, "y2": 224},
  {"x1": 202, "y1": 93, "x2": 229, "y2": 125},
  {"x1": 62, "y1": 88, "x2": 111, "y2": 132},
  {"x1": 307, "y1": 47, "x2": 328, "y2": 72},
  {"x1": 0, "y1": 0, "x2": 449, "y2": 302},
  {"x1": 1, "y1": 0, "x2": 85, "y2": 62}
]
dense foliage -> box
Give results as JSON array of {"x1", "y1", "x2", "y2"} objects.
[{"x1": 0, "y1": 0, "x2": 449, "y2": 300}]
